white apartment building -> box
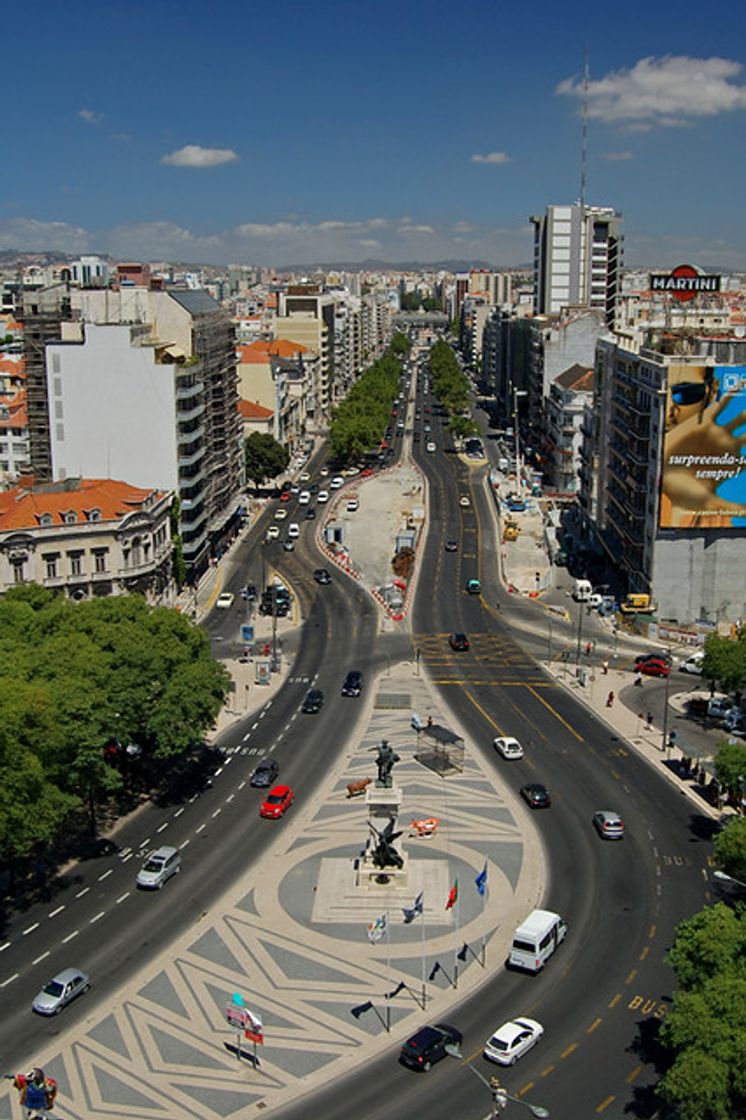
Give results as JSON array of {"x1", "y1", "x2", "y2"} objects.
[{"x1": 531, "y1": 204, "x2": 623, "y2": 328}]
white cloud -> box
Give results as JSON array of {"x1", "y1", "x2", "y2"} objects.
[
  {"x1": 0, "y1": 217, "x2": 90, "y2": 253},
  {"x1": 161, "y1": 144, "x2": 238, "y2": 168},
  {"x1": 453, "y1": 221, "x2": 474, "y2": 233},
  {"x1": 77, "y1": 108, "x2": 103, "y2": 125},
  {"x1": 105, "y1": 221, "x2": 223, "y2": 259},
  {"x1": 601, "y1": 151, "x2": 633, "y2": 161},
  {"x1": 556, "y1": 55, "x2": 746, "y2": 126},
  {"x1": 399, "y1": 224, "x2": 434, "y2": 234},
  {"x1": 359, "y1": 239, "x2": 380, "y2": 249},
  {"x1": 470, "y1": 151, "x2": 511, "y2": 164},
  {"x1": 235, "y1": 221, "x2": 304, "y2": 238}
]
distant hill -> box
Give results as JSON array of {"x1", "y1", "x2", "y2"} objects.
[{"x1": 272, "y1": 258, "x2": 500, "y2": 273}]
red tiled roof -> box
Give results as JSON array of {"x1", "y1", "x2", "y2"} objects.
[
  {"x1": 0, "y1": 390, "x2": 28, "y2": 429},
  {"x1": 237, "y1": 398, "x2": 273, "y2": 420},
  {"x1": 0, "y1": 477, "x2": 166, "y2": 532}
]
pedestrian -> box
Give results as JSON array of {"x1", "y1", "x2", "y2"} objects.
[
  {"x1": 585, "y1": 641, "x2": 592, "y2": 657},
  {"x1": 606, "y1": 691, "x2": 615, "y2": 708},
  {"x1": 646, "y1": 711, "x2": 654, "y2": 728},
  {"x1": 602, "y1": 660, "x2": 609, "y2": 675},
  {"x1": 634, "y1": 671, "x2": 643, "y2": 687}
]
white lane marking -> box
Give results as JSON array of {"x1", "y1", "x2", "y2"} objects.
[
  {"x1": 214, "y1": 767, "x2": 223, "y2": 776},
  {"x1": 140, "y1": 838, "x2": 151, "y2": 848},
  {"x1": 32, "y1": 951, "x2": 50, "y2": 966},
  {"x1": 237, "y1": 781, "x2": 246, "y2": 790},
  {"x1": 0, "y1": 942, "x2": 11, "y2": 953},
  {"x1": 120, "y1": 847, "x2": 131, "y2": 857},
  {"x1": 75, "y1": 887, "x2": 89, "y2": 899},
  {"x1": 290, "y1": 712, "x2": 298, "y2": 722},
  {"x1": 211, "y1": 808, "x2": 222, "y2": 818},
  {"x1": 242, "y1": 732, "x2": 252, "y2": 742},
  {"x1": 98, "y1": 869, "x2": 113, "y2": 881},
  {"x1": 48, "y1": 906, "x2": 65, "y2": 918},
  {"x1": 225, "y1": 794, "x2": 234, "y2": 803},
  {"x1": 156, "y1": 822, "x2": 169, "y2": 833},
  {"x1": 179, "y1": 839, "x2": 190, "y2": 849},
  {"x1": 189, "y1": 794, "x2": 198, "y2": 803},
  {"x1": 90, "y1": 911, "x2": 105, "y2": 924},
  {"x1": 196, "y1": 824, "x2": 206, "y2": 834},
  {"x1": 174, "y1": 807, "x2": 184, "y2": 818},
  {"x1": 224, "y1": 756, "x2": 233, "y2": 765},
  {"x1": 116, "y1": 893, "x2": 130, "y2": 904},
  {"x1": 252, "y1": 722, "x2": 259, "y2": 730},
  {"x1": 62, "y1": 930, "x2": 79, "y2": 944},
  {"x1": 265, "y1": 699, "x2": 273, "y2": 709},
  {"x1": 0, "y1": 973, "x2": 18, "y2": 988},
  {"x1": 23, "y1": 923, "x2": 40, "y2": 936},
  {"x1": 122, "y1": 852, "x2": 134, "y2": 863}
]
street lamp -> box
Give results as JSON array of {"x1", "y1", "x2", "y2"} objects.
[
  {"x1": 713, "y1": 869, "x2": 746, "y2": 890},
  {"x1": 660, "y1": 645, "x2": 673, "y2": 754},
  {"x1": 445, "y1": 1044, "x2": 550, "y2": 1117}
]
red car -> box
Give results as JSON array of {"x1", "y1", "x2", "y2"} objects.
[
  {"x1": 361, "y1": 467, "x2": 375, "y2": 478},
  {"x1": 639, "y1": 657, "x2": 670, "y2": 678},
  {"x1": 449, "y1": 633, "x2": 470, "y2": 652},
  {"x1": 260, "y1": 784, "x2": 294, "y2": 819},
  {"x1": 279, "y1": 491, "x2": 292, "y2": 503}
]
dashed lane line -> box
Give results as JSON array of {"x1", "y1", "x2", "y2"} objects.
[
  {"x1": 116, "y1": 893, "x2": 130, "y2": 904},
  {"x1": 75, "y1": 887, "x2": 89, "y2": 899},
  {"x1": 98, "y1": 869, "x2": 113, "y2": 882},
  {"x1": 0, "y1": 973, "x2": 18, "y2": 988},
  {"x1": 62, "y1": 930, "x2": 79, "y2": 944},
  {"x1": 32, "y1": 951, "x2": 50, "y2": 966},
  {"x1": 90, "y1": 912, "x2": 105, "y2": 924},
  {"x1": 48, "y1": 906, "x2": 65, "y2": 918},
  {"x1": 156, "y1": 822, "x2": 169, "y2": 833},
  {"x1": 23, "y1": 923, "x2": 39, "y2": 936},
  {"x1": 174, "y1": 807, "x2": 184, "y2": 817}
]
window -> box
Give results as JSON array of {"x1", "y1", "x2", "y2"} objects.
[
  {"x1": 39, "y1": 512, "x2": 53, "y2": 528},
  {"x1": 69, "y1": 553, "x2": 83, "y2": 577},
  {"x1": 45, "y1": 557, "x2": 58, "y2": 580},
  {"x1": 12, "y1": 561, "x2": 24, "y2": 583},
  {"x1": 93, "y1": 551, "x2": 108, "y2": 573},
  {"x1": 64, "y1": 510, "x2": 77, "y2": 525}
]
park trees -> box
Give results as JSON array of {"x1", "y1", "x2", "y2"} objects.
[
  {"x1": 702, "y1": 631, "x2": 746, "y2": 695},
  {"x1": 244, "y1": 432, "x2": 290, "y2": 488}
]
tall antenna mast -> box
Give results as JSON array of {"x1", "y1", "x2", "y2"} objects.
[{"x1": 580, "y1": 48, "x2": 589, "y2": 210}]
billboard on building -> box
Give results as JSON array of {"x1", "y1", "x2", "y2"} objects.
[{"x1": 660, "y1": 365, "x2": 746, "y2": 529}]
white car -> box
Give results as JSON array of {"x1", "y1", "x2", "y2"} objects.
[
  {"x1": 679, "y1": 653, "x2": 704, "y2": 675},
  {"x1": 330, "y1": 476, "x2": 344, "y2": 489},
  {"x1": 266, "y1": 525, "x2": 280, "y2": 540},
  {"x1": 317, "y1": 490, "x2": 329, "y2": 504},
  {"x1": 299, "y1": 472, "x2": 311, "y2": 482},
  {"x1": 346, "y1": 499, "x2": 359, "y2": 512},
  {"x1": 298, "y1": 490, "x2": 311, "y2": 505},
  {"x1": 459, "y1": 495, "x2": 471, "y2": 508},
  {"x1": 484, "y1": 1018, "x2": 544, "y2": 1065},
  {"x1": 426, "y1": 442, "x2": 436, "y2": 452},
  {"x1": 274, "y1": 508, "x2": 288, "y2": 521},
  {"x1": 215, "y1": 592, "x2": 234, "y2": 609},
  {"x1": 136, "y1": 845, "x2": 181, "y2": 889},
  {"x1": 288, "y1": 522, "x2": 300, "y2": 539},
  {"x1": 494, "y1": 736, "x2": 524, "y2": 760}
]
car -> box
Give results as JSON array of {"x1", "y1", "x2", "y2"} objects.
[
  {"x1": 426, "y1": 442, "x2": 436, "y2": 452},
  {"x1": 302, "y1": 688, "x2": 324, "y2": 713},
  {"x1": 288, "y1": 522, "x2": 300, "y2": 539},
  {"x1": 330, "y1": 476, "x2": 344, "y2": 489},
  {"x1": 274, "y1": 508, "x2": 288, "y2": 521},
  {"x1": 506, "y1": 498, "x2": 527, "y2": 512},
  {"x1": 260, "y1": 784, "x2": 294, "y2": 819},
  {"x1": 484, "y1": 1018, "x2": 544, "y2": 1065},
  {"x1": 298, "y1": 490, "x2": 310, "y2": 505},
  {"x1": 32, "y1": 968, "x2": 91, "y2": 1016},
  {"x1": 361, "y1": 467, "x2": 375, "y2": 477},
  {"x1": 520, "y1": 783, "x2": 551, "y2": 809},
  {"x1": 638, "y1": 657, "x2": 670, "y2": 678},
  {"x1": 299, "y1": 472, "x2": 311, "y2": 483},
  {"x1": 215, "y1": 592, "x2": 234, "y2": 609},
  {"x1": 319, "y1": 466, "x2": 330, "y2": 476},
  {"x1": 342, "y1": 670, "x2": 363, "y2": 697},
  {"x1": 708, "y1": 696, "x2": 736, "y2": 719},
  {"x1": 399, "y1": 1022, "x2": 463, "y2": 1072},
  {"x1": 459, "y1": 495, "x2": 470, "y2": 508},
  {"x1": 305, "y1": 507, "x2": 316, "y2": 520},
  {"x1": 466, "y1": 578, "x2": 481, "y2": 595},
  {"x1": 444, "y1": 539, "x2": 459, "y2": 552},
  {"x1": 283, "y1": 539, "x2": 295, "y2": 551},
  {"x1": 289, "y1": 484, "x2": 300, "y2": 494},
  {"x1": 346, "y1": 499, "x2": 359, "y2": 512},
  {"x1": 494, "y1": 736, "x2": 524, "y2": 760},
  {"x1": 266, "y1": 525, "x2": 280, "y2": 540},
  {"x1": 136, "y1": 845, "x2": 181, "y2": 889},
  {"x1": 317, "y1": 490, "x2": 329, "y2": 504},
  {"x1": 635, "y1": 652, "x2": 672, "y2": 668},
  {"x1": 449, "y1": 633, "x2": 470, "y2": 652},
  {"x1": 593, "y1": 810, "x2": 625, "y2": 840},
  {"x1": 279, "y1": 490, "x2": 292, "y2": 503},
  {"x1": 314, "y1": 568, "x2": 332, "y2": 584},
  {"x1": 250, "y1": 758, "x2": 279, "y2": 788},
  {"x1": 679, "y1": 652, "x2": 704, "y2": 674},
  {"x1": 241, "y1": 584, "x2": 257, "y2": 601}
]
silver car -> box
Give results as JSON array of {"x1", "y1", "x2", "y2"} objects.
[
  {"x1": 593, "y1": 810, "x2": 625, "y2": 840},
  {"x1": 32, "y1": 967, "x2": 90, "y2": 1015},
  {"x1": 136, "y1": 845, "x2": 181, "y2": 889}
]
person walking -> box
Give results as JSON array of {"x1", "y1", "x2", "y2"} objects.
[
  {"x1": 606, "y1": 691, "x2": 615, "y2": 708},
  {"x1": 634, "y1": 670, "x2": 643, "y2": 687},
  {"x1": 602, "y1": 659, "x2": 609, "y2": 675}
]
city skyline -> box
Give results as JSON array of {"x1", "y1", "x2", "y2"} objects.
[{"x1": 4, "y1": 0, "x2": 746, "y2": 269}]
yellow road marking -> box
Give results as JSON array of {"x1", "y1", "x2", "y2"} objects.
[
  {"x1": 560, "y1": 1042, "x2": 578, "y2": 1059},
  {"x1": 609, "y1": 993, "x2": 621, "y2": 1008},
  {"x1": 626, "y1": 1065, "x2": 643, "y2": 1084},
  {"x1": 527, "y1": 686, "x2": 584, "y2": 741},
  {"x1": 626, "y1": 969, "x2": 637, "y2": 985},
  {"x1": 648, "y1": 924, "x2": 657, "y2": 939},
  {"x1": 595, "y1": 1096, "x2": 616, "y2": 1113},
  {"x1": 540, "y1": 1065, "x2": 555, "y2": 1077},
  {"x1": 639, "y1": 946, "x2": 650, "y2": 962},
  {"x1": 518, "y1": 1082, "x2": 535, "y2": 1097},
  {"x1": 464, "y1": 689, "x2": 505, "y2": 734},
  {"x1": 587, "y1": 1017, "x2": 602, "y2": 1034}
]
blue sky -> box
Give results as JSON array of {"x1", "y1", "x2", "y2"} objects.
[{"x1": 4, "y1": 0, "x2": 746, "y2": 268}]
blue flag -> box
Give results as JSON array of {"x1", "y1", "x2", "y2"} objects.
[
  {"x1": 402, "y1": 891, "x2": 424, "y2": 923},
  {"x1": 475, "y1": 861, "x2": 488, "y2": 897}
]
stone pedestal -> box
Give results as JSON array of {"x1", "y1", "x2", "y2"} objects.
[{"x1": 359, "y1": 782, "x2": 407, "y2": 885}]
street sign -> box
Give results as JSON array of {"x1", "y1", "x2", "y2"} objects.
[
  {"x1": 240, "y1": 624, "x2": 254, "y2": 643},
  {"x1": 255, "y1": 659, "x2": 271, "y2": 685}
]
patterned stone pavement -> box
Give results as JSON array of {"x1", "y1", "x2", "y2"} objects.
[{"x1": 0, "y1": 664, "x2": 542, "y2": 1120}]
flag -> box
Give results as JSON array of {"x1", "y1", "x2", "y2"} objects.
[
  {"x1": 402, "y1": 890, "x2": 424, "y2": 924},
  {"x1": 351, "y1": 1000, "x2": 373, "y2": 1019},
  {"x1": 367, "y1": 913, "x2": 388, "y2": 943},
  {"x1": 386, "y1": 980, "x2": 407, "y2": 999},
  {"x1": 475, "y1": 861, "x2": 488, "y2": 897},
  {"x1": 244, "y1": 1027, "x2": 264, "y2": 1044},
  {"x1": 445, "y1": 879, "x2": 458, "y2": 910}
]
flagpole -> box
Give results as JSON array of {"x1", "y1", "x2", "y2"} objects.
[
  {"x1": 453, "y1": 881, "x2": 460, "y2": 990},
  {"x1": 420, "y1": 889, "x2": 427, "y2": 1007},
  {"x1": 481, "y1": 861, "x2": 487, "y2": 966},
  {"x1": 386, "y1": 909, "x2": 392, "y2": 1033}
]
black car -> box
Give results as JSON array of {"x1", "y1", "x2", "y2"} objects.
[
  {"x1": 341, "y1": 670, "x2": 363, "y2": 697},
  {"x1": 305, "y1": 508, "x2": 316, "y2": 520},
  {"x1": 520, "y1": 783, "x2": 551, "y2": 809},
  {"x1": 449, "y1": 633, "x2": 470, "y2": 652},
  {"x1": 314, "y1": 568, "x2": 332, "y2": 585},
  {"x1": 250, "y1": 758, "x2": 279, "y2": 788},
  {"x1": 302, "y1": 689, "x2": 324, "y2": 714},
  {"x1": 241, "y1": 584, "x2": 257, "y2": 601},
  {"x1": 400, "y1": 1023, "x2": 462, "y2": 1071},
  {"x1": 444, "y1": 539, "x2": 458, "y2": 552}
]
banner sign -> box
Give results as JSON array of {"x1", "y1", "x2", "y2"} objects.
[{"x1": 650, "y1": 264, "x2": 721, "y2": 302}]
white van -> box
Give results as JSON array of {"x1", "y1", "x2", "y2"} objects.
[
  {"x1": 572, "y1": 578, "x2": 593, "y2": 602},
  {"x1": 679, "y1": 652, "x2": 704, "y2": 675},
  {"x1": 509, "y1": 908, "x2": 567, "y2": 973}
]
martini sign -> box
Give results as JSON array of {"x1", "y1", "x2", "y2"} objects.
[{"x1": 650, "y1": 264, "x2": 721, "y2": 302}]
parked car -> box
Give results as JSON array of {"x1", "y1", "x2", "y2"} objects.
[
  {"x1": 399, "y1": 1023, "x2": 463, "y2": 1072},
  {"x1": 136, "y1": 845, "x2": 181, "y2": 889},
  {"x1": 520, "y1": 783, "x2": 551, "y2": 809},
  {"x1": 494, "y1": 736, "x2": 524, "y2": 760},
  {"x1": 330, "y1": 476, "x2": 344, "y2": 489},
  {"x1": 260, "y1": 785, "x2": 295, "y2": 819},
  {"x1": 302, "y1": 688, "x2": 324, "y2": 714},
  {"x1": 708, "y1": 696, "x2": 736, "y2": 720},
  {"x1": 250, "y1": 758, "x2": 279, "y2": 788},
  {"x1": 449, "y1": 633, "x2": 470, "y2": 651},
  {"x1": 32, "y1": 968, "x2": 91, "y2": 1015},
  {"x1": 484, "y1": 1018, "x2": 544, "y2": 1065},
  {"x1": 341, "y1": 670, "x2": 363, "y2": 697},
  {"x1": 215, "y1": 592, "x2": 234, "y2": 609},
  {"x1": 283, "y1": 540, "x2": 295, "y2": 551},
  {"x1": 593, "y1": 810, "x2": 625, "y2": 840}
]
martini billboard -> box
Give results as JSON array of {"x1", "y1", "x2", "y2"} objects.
[
  {"x1": 650, "y1": 264, "x2": 722, "y2": 301},
  {"x1": 660, "y1": 364, "x2": 746, "y2": 529}
]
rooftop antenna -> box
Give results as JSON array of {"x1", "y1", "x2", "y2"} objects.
[{"x1": 580, "y1": 48, "x2": 589, "y2": 210}]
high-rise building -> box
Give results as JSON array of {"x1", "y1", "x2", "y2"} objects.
[{"x1": 530, "y1": 204, "x2": 622, "y2": 328}]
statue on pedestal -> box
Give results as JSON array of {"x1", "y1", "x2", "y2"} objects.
[
  {"x1": 368, "y1": 816, "x2": 404, "y2": 870},
  {"x1": 372, "y1": 738, "x2": 400, "y2": 788}
]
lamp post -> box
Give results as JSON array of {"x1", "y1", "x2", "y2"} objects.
[
  {"x1": 445, "y1": 1044, "x2": 550, "y2": 1117},
  {"x1": 713, "y1": 870, "x2": 746, "y2": 890},
  {"x1": 660, "y1": 646, "x2": 673, "y2": 754}
]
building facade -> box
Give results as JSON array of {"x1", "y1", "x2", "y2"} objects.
[{"x1": 531, "y1": 204, "x2": 623, "y2": 328}]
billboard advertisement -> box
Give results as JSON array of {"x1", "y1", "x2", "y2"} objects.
[{"x1": 660, "y1": 365, "x2": 746, "y2": 529}]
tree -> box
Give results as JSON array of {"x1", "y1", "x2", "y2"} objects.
[
  {"x1": 389, "y1": 331, "x2": 411, "y2": 355},
  {"x1": 702, "y1": 633, "x2": 746, "y2": 694},
  {"x1": 714, "y1": 740, "x2": 746, "y2": 800},
  {"x1": 713, "y1": 816, "x2": 746, "y2": 883},
  {"x1": 665, "y1": 902, "x2": 746, "y2": 990},
  {"x1": 244, "y1": 432, "x2": 290, "y2": 487}
]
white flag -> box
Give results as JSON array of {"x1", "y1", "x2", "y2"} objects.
[{"x1": 367, "y1": 913, "x2": 388, "y2": 943}]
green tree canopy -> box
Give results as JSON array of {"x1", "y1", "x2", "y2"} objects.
[
  {"x1": 713, "y1": 816, "x2": 746, "y2": 884},
  {"x1": 702, "y1": 632, "x2": 746, "y2": 694},
  {"x1": 244, "y1": 432, "x2": 290, "y2": 487},
  {"x1": 714, "y1": 740, "x2": 746, "y2": 798}
]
